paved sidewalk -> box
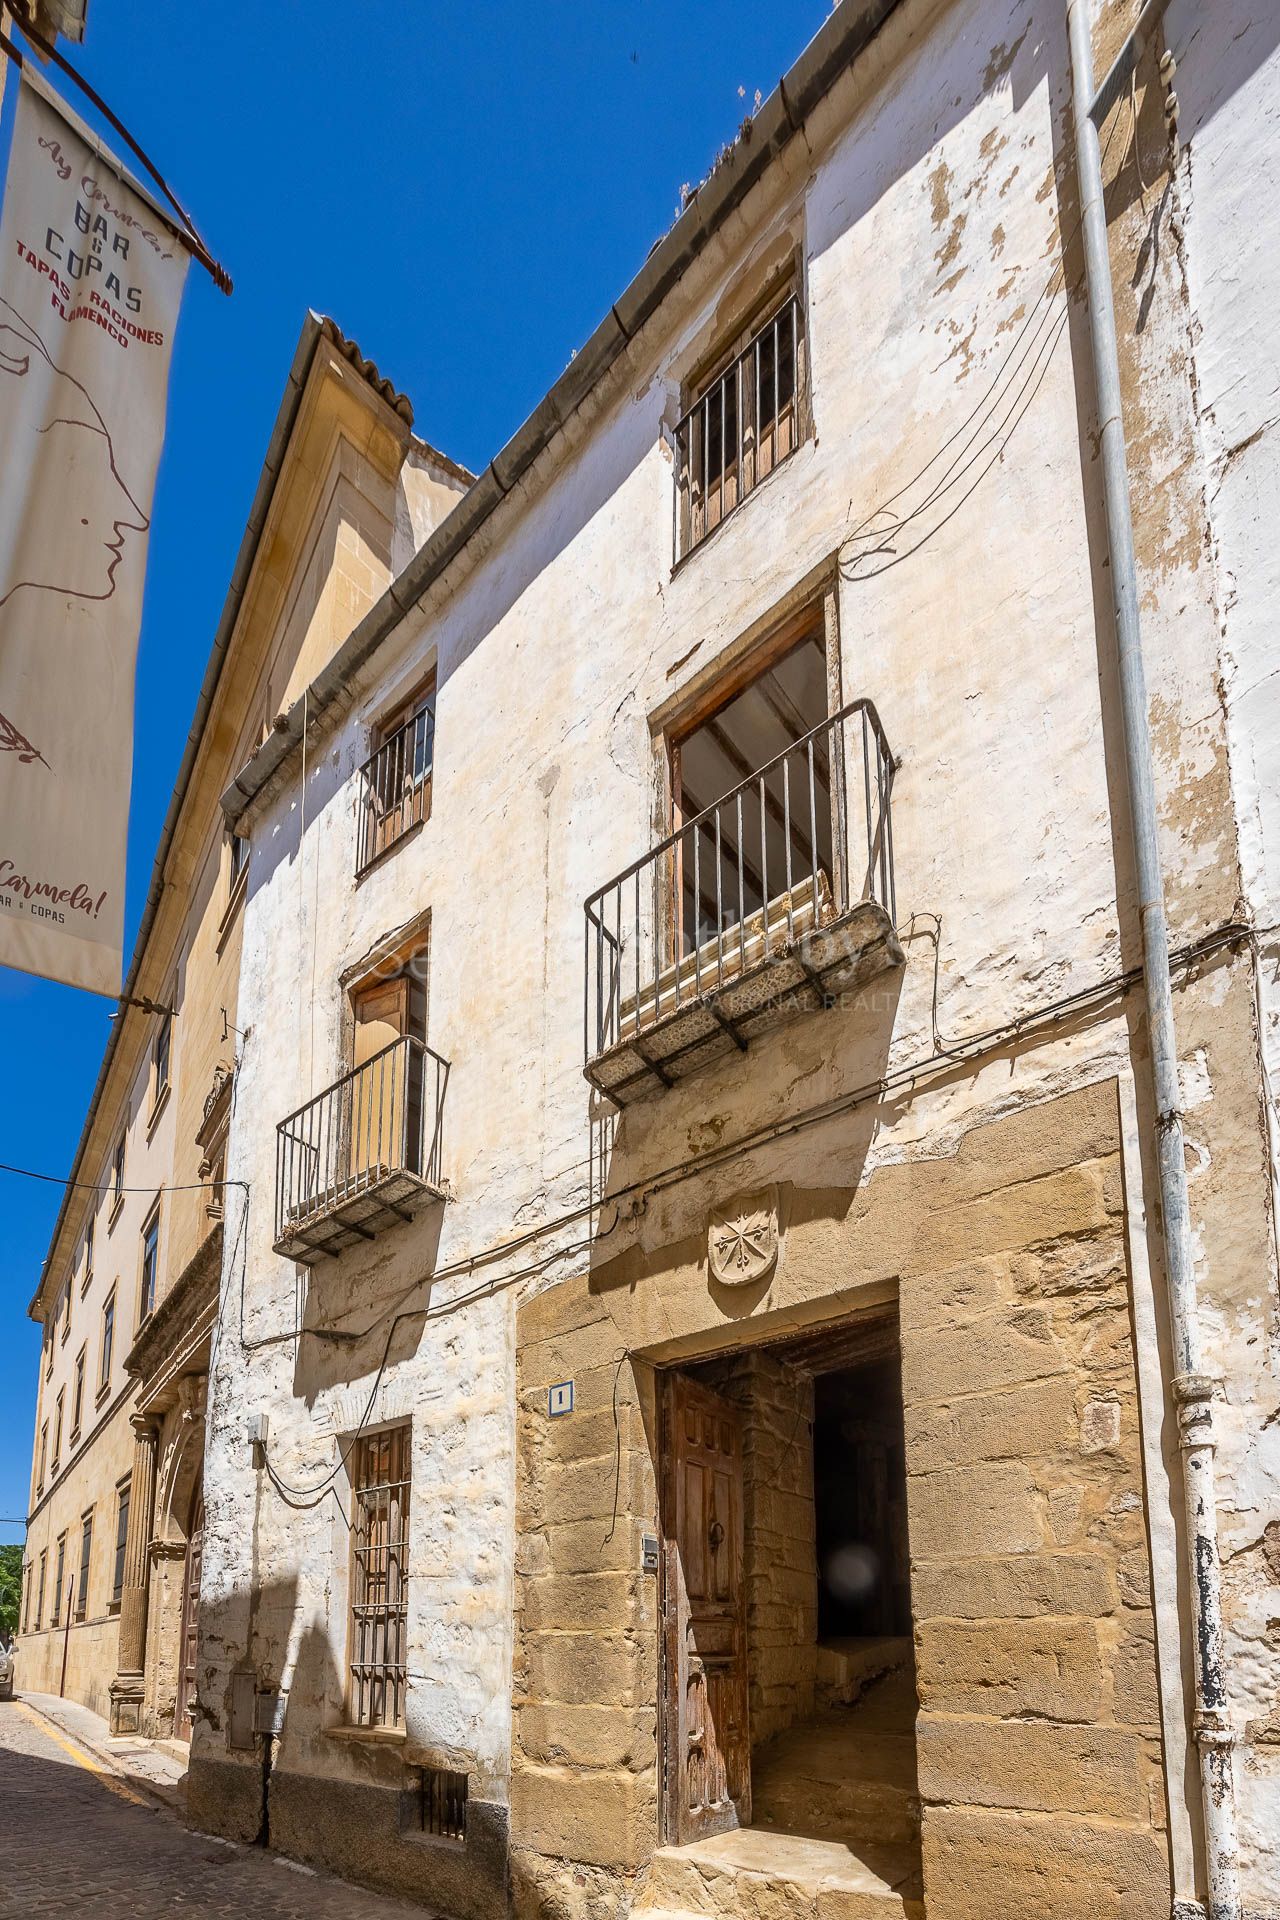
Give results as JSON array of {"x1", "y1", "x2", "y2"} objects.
[
  {"x1": 0, "y1": 1692, "x2": 437, "y2": 1918},
  {"x1": 18, "y1": 1688, "x2": 190, "y2": 1808}
]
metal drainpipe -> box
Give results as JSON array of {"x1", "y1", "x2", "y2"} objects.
[{"x1": 1066, "y1": 4, "x2": 1241, "y2": 1915}]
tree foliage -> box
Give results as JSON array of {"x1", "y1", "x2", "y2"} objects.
[{"x1": 0, "y1": 1543, "x2": 22, "y2": 1637}]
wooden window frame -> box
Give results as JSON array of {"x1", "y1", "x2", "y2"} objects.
[
  {"x1": 111, "y1": 1478, "x2": 130, "y2": 1611},
  {"x1": 138, "y1": 1202, "x2": 161, "y2": 1327},
  {"x1": 347, "y1": 1421, "x2": 411, "y2": 1731},
  {"x1": 150, "y1": 1007, "x2": 173, "y2": 1124},
  {"x1": 51, "y1": 1533, "x2": 66, "y2": 1628},
  {"x1": 109, "y1": 1135, "x2": 126, "y2": 1227},
  {"x1": 657, "y1": 589, "x2": 843, "y2": 969},
  {"x1": 357, "y1": 675, "x2": 437, "y2": 875},
  {"x1": 674, "y1": 266, "x2": 810, "y2": 564},
  {"x1": 98, "y1": 1287, "x2": 116, "y2": 1398},
  {"x1": 71, "y1": 1345, "x2": 87, "y2": 1443},
  {"x1": 76, "y1": 1509, "x2": 93, "y2": 1622}
]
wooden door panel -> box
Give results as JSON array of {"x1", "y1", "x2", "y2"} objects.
[{"x1": 662, "y1": 1372, "x2": 750, "y2": 1844}]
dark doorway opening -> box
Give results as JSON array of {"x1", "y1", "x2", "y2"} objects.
[
  {"x1": 814, "y1": 1355, "x2": 911, "y2": 1641},
  {"x1": 658, "y1": 1311, "x2": 920, "y2": 1899}
]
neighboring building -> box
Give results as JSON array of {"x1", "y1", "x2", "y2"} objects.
[
  {"x1": 17, "y1": 316, "x2": 468, "y2": 1737},
  {"x1": 186, "y1": 5, "x2": 1280, "y2": 1920}
]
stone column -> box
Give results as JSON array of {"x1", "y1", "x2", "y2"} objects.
[{"x1": 108, "y1": 1414, "x2": 158, "y2": 1734}]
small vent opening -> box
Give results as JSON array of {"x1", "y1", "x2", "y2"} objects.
[{"x1": 406, "y1": 1764, "x2": 468, "y2": 1842}]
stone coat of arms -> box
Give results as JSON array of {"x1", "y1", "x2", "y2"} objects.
[{"x1": 708, "y1": 1186, "x2": 780, "y2": 1287}]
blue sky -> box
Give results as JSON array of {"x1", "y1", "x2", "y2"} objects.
[{"x1": 0, "y1": 0, "x2": 830, "y2": 1537}]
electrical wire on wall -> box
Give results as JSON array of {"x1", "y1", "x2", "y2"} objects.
[{"x1": 243, "y1": 911, "x2": 1271, "y2": 1499}]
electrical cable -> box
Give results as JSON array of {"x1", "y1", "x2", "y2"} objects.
[
  {"x1": 0, "y1": 1163, "x2": 247, "y2": 1199},
  {"x1": 835, "y1": 111, "x2": 1123, "y2": 586},
  {"x1": 251, "y1": 913, "x2": 1270, "y2": 1498}
]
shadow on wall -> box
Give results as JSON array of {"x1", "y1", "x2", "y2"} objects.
[
  {"x1": 187, "y1": 1572, "x2": 507, "y2": 1918},
  {"x1": 290, "y1": 1200, "x2": 446, "y2": 1411},
  {"x1": 588, "y1": 965, "x2": 903, "y2": 1294}
]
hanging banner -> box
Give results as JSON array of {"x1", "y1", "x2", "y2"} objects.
[{"x1": 0, "y1": 69, "x2": 188, "y2": 994}]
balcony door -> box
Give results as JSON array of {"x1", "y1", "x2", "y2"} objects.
[
  {"x1": 669, "y1": 623, "x2": 834, "y2": 972},
  {"x1": 350, "y1": 963, "x2": 427, "y2": 1185}
]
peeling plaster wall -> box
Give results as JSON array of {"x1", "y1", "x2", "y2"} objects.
[
  {"x1": 1163, "y1": 0, "x2": 1280, "y2": 1900},
  {"x1": 197, "y1": 0, "x2": 1280, "y2": 1911}
]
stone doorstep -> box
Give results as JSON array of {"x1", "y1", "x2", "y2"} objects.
[
  {"x1": 815, "y1": 1637, "x2": 912, "y2": 1708},
  {"x1": 638, "y1": 1829, "x2": 921, "y2": 1920},
  {"x1": 16, "y1": 1690, "x2": 189, "y2": 1810}
]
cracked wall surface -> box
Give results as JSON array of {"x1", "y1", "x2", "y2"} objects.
[{"x1": 193, "y1": 0, "x2": 1280, "y2": 1913}]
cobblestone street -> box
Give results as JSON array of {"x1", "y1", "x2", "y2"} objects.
[{"x1": 0, "y1": 1698, "x2": 431, "y2": 1918}]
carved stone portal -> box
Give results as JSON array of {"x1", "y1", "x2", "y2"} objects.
[{"x1": 708, "y1": 1187, "x2": 780, "y2": 1288}]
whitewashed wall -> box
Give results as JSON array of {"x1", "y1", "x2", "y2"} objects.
[{"x1": 204, "y1": 0, "x2": 1280, "y2": 1904}]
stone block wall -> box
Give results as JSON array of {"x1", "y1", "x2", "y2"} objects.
[
  {"x1": 510, "y1": 1081, "x2": 1173, "y2": 1920},
  {"x1": 900, "y1": 1122, "x2": 1171, "y2": 1919}
]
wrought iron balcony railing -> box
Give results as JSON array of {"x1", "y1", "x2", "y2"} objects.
[
  {"x1": 357, "y1": 704, "x2": 435, "y2": 874},
  {"x1": 274, "y1": 1035, "x2": 449, "y2": 1261},
  {"x1": 584, "y1": 698, "x2": 898, "y2": 1101},
  {"x1": 675, "y1": 295, "x2": 804, "y2": 560}
]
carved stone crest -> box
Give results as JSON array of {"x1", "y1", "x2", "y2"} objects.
[{"x1": 708, "y1": 1186, "x2": 780, "y2": 1288}]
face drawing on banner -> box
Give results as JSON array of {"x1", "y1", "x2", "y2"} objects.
[
  {"x1": 0, "y1": 297, "x2": 149, "y2": 771},
  {"x1": 0, "y1": 295, "x2": 148, "y2": 610}
]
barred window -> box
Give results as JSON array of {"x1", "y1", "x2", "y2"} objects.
[
  {"x1": 408, "y1": 1765, "x2": 467, "y2": 1842},
  {"x1": 675, "y1": 288, "x2": 806, "y2": 561},
  {"x1": 349, "y1": 1423, "x2": 410, "y2": 1728}
]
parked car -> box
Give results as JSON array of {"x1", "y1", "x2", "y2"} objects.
[{"x1": 0, "y1": 1641, "x2": 13, "y2": 1701}]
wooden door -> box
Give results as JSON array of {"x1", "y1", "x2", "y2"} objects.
[
  {"x1": 661, "y1": 1373, "x2": 750, "y2": 1843},
  {"x1": 174, "y1": 1487, "x2": 204, "y2": 1740}
]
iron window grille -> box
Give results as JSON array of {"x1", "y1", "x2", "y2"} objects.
[
  {"x1": 675, "y1": 293, "x2": 805, "y2": 561},
  {"x1": 357, "y1": 696, "x2": 435, "y2": 874},
  {"x1": 413, "y1": 1765, "x2": 468, "y2": 1841},
  {"x1": 349, "y1": 1423, "x2": 411, "y2": 1729}
]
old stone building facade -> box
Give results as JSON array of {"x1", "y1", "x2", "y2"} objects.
[
  {"x1": 18, "y1": 317, "x2": 468, "y2": 1741},
  {"x1": 183, "y1": 2, "x2": 1280, "y2": 1917},
  {"x1": 19, "y1": 0, "x2": 1280, "y2": 1918}
]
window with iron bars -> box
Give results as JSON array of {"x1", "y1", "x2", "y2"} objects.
[
  {"x1": 404, "y1": 1764, "x2": 468, "y2": 1842},
  {"x1": 675, "y1": 291, "x2": 806, "y2": 561},
  {"x1": 357, "y1": 681, "x2": 436, "y2": 874},
  {"x1": 349, "y1": 1423, "x2": 411, "y2": 1728}
]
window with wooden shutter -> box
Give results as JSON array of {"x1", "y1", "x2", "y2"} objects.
[
  {"x1": 111, "y1": 1481, "x2": 130, "y2": 1609},
  {"x1": 76, "y1": 1511, "x2": 93, "y2": 1621},
  {"x1": 349, "y1": 1423, "x2": 410, "y2": 1729}
]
